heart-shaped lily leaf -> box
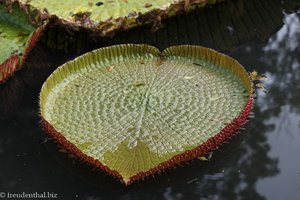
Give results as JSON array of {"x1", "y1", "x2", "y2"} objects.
[
  {"x1": 0, "y1": 2, "x2": 43, "y2": 84},
  {"x1": 40, "y1": 44, "x2": 253, "y2": 185}
]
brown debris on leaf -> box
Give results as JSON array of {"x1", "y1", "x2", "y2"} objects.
[{"x1": 145, "y1": 3, "x2": 152, "y2": 8}]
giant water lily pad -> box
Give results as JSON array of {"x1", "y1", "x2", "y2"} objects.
[
  {"x1": 0, "y1": 2, "x2": 43, "y2": 83},
  {"x1": 7, "y1": 0, "x2": 224, "y2": 36},
  {"x1": 40, "y1": 44, "x2": 253, "y2": 184}
]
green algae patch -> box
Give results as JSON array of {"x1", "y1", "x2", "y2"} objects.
[{"x1": 40, "y1": 44, "x2": 253, "y2": 185}]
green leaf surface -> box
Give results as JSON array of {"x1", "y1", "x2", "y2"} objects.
[
  {"x1": 23, "y1": 0, "x2": 175, "y2": 22},
  {"x1": 40, "y1": 44, "x2": 252, "y2": 184}
]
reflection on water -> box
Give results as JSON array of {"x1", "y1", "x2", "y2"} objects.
[
  {"x1": 229, "y1": 12, "x2": 300, "y2": 200},
  {"x1": 0, "y1": 0, "x2": 300, "y2": 199},
  {"x1": 237, "y1": 13, "x2": 300, "y2": 200}
]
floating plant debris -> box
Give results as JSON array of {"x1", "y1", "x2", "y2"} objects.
[{"x1": 40, "y1": 44, "x2": 253, "y2": 185}]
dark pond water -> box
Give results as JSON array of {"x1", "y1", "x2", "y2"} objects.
[{"x1": 1, "y1": 0, "x2": 300, "y2": 199}]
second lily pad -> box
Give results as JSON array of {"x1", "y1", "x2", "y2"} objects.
[
  {"x1": 0, "y1": 2, "x2": 43, "y2": 84},
  {"x1": 40, "y1": 44, "x2": 253, "y2": 185},
  {"x1": 12, "y1": 0, "x2": 224, "y2": 36}
]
